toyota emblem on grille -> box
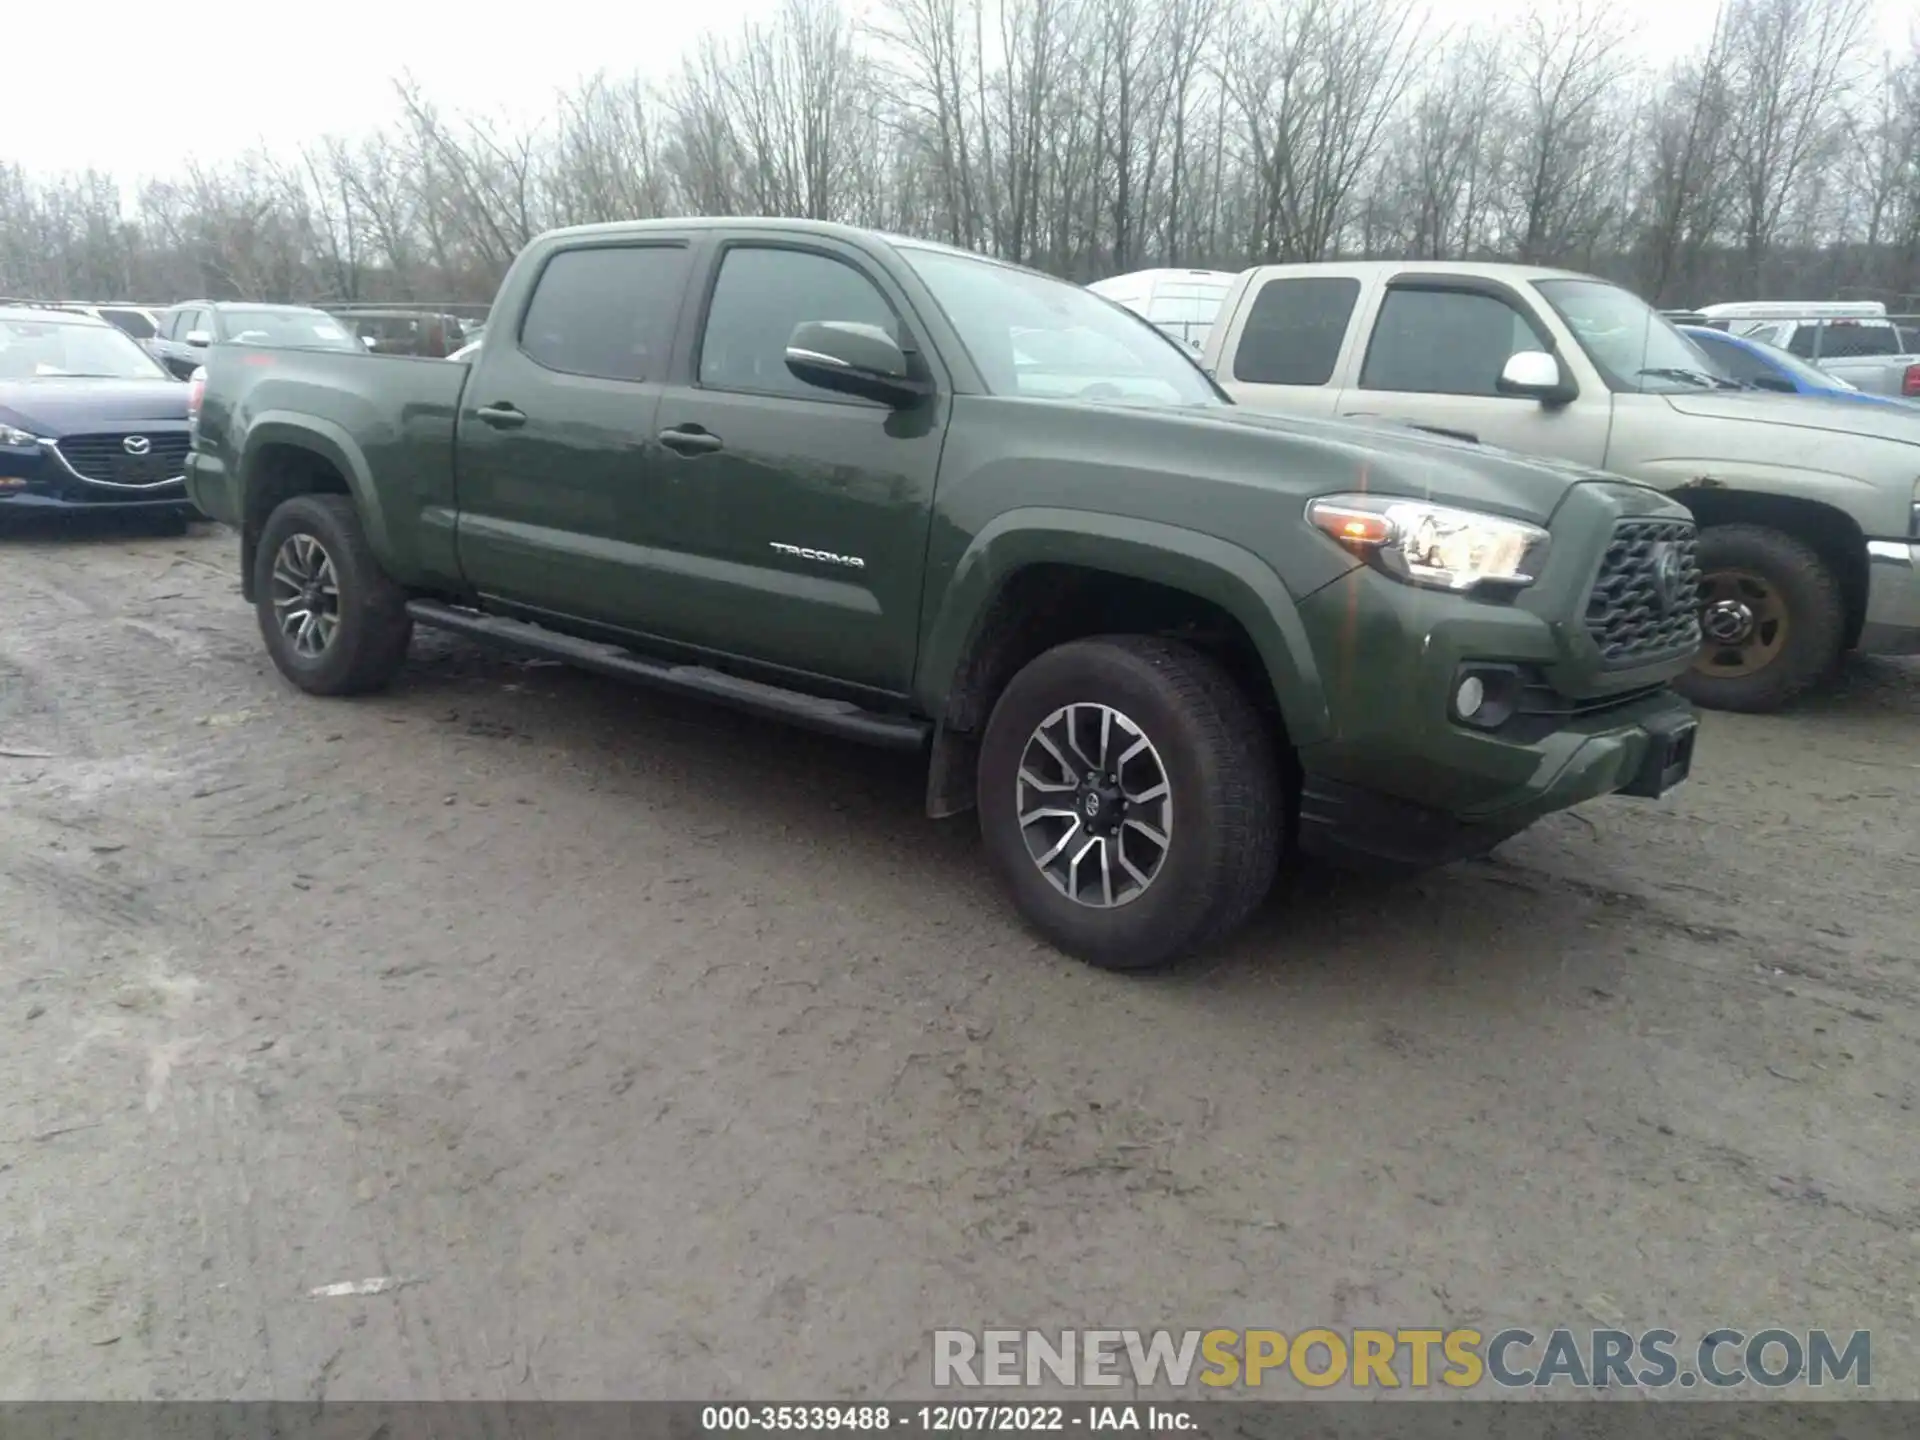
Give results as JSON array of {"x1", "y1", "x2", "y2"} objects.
[
  {"x1": 122, "y1": 435, "x2": 153, "y2": 456},
  {"x1": 1650, "y1": 541, "x2": 1682, "y2": 616}
]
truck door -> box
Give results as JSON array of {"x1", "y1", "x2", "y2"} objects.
[
  {"x1": 643, "y1": 236, "x2": 945, "y2": 695},
  {"x1": 453, "y1": 238, "x2": 703, "y2": 633},
  {"x1": 1335, "y1": 278, "x2": 1612, "y2": 465}
]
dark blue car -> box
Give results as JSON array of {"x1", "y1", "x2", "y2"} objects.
[
  {"x1": 0, "y1": 305, "x2": 199, "y2": 520},
  {"x1": 1680, "y1": 324, "x2": 1920, "y2": 413}
]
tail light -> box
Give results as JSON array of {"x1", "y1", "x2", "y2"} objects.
[
  {"x1": 186, "y1": 365, "x2": 206, "y2": 425},
  {"x1": 1902, "y1": 363, "x2": 1919, "y2": 398}
]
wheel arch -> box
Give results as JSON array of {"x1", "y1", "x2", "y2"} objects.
[
  {"x1": 916, "y1": 511, "x2": 1326, "y2": 818},
  {"x1": 1674, "y1": 486, "x2": 1869, "y2": 649},
  {"x1": 237, "y1": 417, "x2": 386, "y2": 604}
]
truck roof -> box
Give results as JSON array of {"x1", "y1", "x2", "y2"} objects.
[
  {"x1": 0, "y1": 303, "x2": 111, "y2": 328},
  {"x1": 534, "y1": 216, "x2": 1033, "y2": 274},
  {"x1": 1230, "y1": 259, "x2": 1603, "y2": 286},
  {"x1": 1696, "y1": 300, "x2": 1889, "y2": 320}
]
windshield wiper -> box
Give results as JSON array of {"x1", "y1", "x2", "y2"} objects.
[{"x1": 1636, "y1": 366, "x2": 1738, "y2": 390}]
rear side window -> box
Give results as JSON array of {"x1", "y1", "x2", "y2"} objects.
[
  {"x1": 519, "y1": 245, "x2": 689, "y2": 382},
  {"x1": 1231, "y1": 277, "x2": 1360, "y2": 386},
  {"x1": 1787, "y1": 322, "x2": 1899, "y2": 360}
]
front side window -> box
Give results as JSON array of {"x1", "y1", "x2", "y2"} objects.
[
  {"x1": 1233, "y1": 277, "x2": 1361, "y2": 387},
  {"x1": 1685, "y1": 331, "x2": 1777, "y2": 387},
  {"x1": 901, "y1": 245, "x2": 1221, "y2": 406},
  {"x1": 1534, "y1": 278, "x2": 1722, "y2": 394},
  {"x1": 519, "y1": 245, "x2": 690, "y2": 383},
  {"x1": 1359, "y1": 287, "x2": 1548, "y2": 396},
  {"x1": 699, "y1": 247, "x2": 900, "y2": 400}
]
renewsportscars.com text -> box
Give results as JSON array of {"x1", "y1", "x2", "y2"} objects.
[{"x1": 932, "y1": 1327, "x2": 1871, "y2": 1391}]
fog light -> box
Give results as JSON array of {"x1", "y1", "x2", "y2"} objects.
[{"x1": 1455, "y1": 675, "x2": 1486, "y2": 719}]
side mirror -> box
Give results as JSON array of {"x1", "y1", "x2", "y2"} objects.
[
  {"x1": 1749, "y1": 375, "x2": 1795, "y2": 393},
  {"x1": 184, "y1": 330, "x2": 212, "y2": 347},
  {"x1": 1497, "y1": 349, "x2": 1575, "y2": 405},
  {"x1": 784, "y1": 321, "x2": 929, "y2": 407}
]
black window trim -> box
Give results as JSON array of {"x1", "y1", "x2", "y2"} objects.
[
  {"x1": 513, "y1": 237, "x2": 694, "y2": 385},
  {"x1": 1229, "y1": 273, "x2": 1363, "y2": 388},
  {"x1": 690, "y1": 235, "x2": 926, "y2": 409},
  {"x1": 1357, "y1": 275, "x2": 1578, "y2": 401}
]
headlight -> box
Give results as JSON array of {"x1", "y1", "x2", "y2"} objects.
[
  {"x1": 0, "y1": 423, "x2": 41, "y2": 449},
  {"x1": 1306, "y1": 493, "x2": 1551, "y2": 592}
]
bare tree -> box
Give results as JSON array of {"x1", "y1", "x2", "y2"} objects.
[
  {"x1": 1723, "y1": 0, "x2": 1872, "y2": 288},
  {"x1": 4, "y1": 0, "x2": 1918, "y2": 312}
]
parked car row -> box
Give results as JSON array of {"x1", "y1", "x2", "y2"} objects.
[
  {"x1": 0, "y1": 290, "x2": 495, "y2": 523},
  {"x1": 1692, "y1": 300, "x2": 1920, "y2": 400}
]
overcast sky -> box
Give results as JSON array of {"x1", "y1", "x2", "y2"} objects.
[{"x1": 10, "y1": 0, "x2": 1914, "y2": 181}]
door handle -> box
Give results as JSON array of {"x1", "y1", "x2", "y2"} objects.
[
  {"x1": 475, "y1": 402, "x2": 526, "y2": 429},
  {"x1": 658, "y1": 425, "x2": 723, "y2": 456}
]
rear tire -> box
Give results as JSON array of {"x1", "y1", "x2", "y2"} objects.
[
  {"x1": 977, "y1": 635, "x2": 1282, "y2": 972},
  {"x1": 1673, "y1": 523, "x2": 1843, "y2": 714},
  {"x1": 253, "y1": 494, "x2": 413, "y2": 696}
]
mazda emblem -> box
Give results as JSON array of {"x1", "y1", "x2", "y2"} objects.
[{"x1": 122, "y1": 435, "x2": 153, "y2": 456}]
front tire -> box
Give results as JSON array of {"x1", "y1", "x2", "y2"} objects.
[
  {"x1": 253, "y1": 494, "x2": 413, "y2": 696},
  {"x1": 1674, "y1": 523, "x2": 1843, "y2": 714},
  {"x1": 977, "y1": 635, "x2": 1282, "y2": 972}
]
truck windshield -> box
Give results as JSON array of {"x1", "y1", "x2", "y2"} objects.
[
  {"x1": 0, "y1": 317, "x2": 170, "y2": 380},
  {"x1": 899, "y1": 246, "x2": 1223, "y2": 407},
  {"x1": 1534, "y1": 279, "x2": 1724, "y2": 395},
  {"x1": 221, "y1": 309, "x2": 361, "y2": 351}
]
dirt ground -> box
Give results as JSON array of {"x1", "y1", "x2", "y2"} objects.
[{"x1": 0, "y1": 514, "x2": 1915, "y2": 1403}]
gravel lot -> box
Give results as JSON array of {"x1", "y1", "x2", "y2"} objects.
[{"x1": 1, "y1": 516, "x2": 1916, "y2": 1402}]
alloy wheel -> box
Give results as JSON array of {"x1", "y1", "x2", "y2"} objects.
[{"x1": 1015, "y1": 702, "x2": 1173, "y2": 908}]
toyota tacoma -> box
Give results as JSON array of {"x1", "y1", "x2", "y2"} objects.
[{"x1": 186, "y1": 219, "x2": 1704, "y2": 971}]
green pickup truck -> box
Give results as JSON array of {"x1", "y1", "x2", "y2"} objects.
[{"x1": 186, "y1": 218, "x2": 1704, "y2": 971}]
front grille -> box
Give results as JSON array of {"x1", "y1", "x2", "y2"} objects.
[
  {"x1": 55, "y1": 432, "x2": 191, "y2": 487},
  {"x1": 1584, "y1": 517, "x2": 1702, "y2": 668}
]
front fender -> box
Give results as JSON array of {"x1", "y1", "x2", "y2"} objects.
[
  {"x1": 915, "y1": 507, "x2": 1332, "y2": 746},
  {"x1": 1640, "y1": 460, "x2": 1885, "y2": 533},
  {"x1": 239, "y1": 412, "x2": 396, "y2": 571}
]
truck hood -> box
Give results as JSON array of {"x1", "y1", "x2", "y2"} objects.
[
  {"x1": 0, "y1": 377, "x2": 190, "y2": 438},
  {"x1": 1662, "y1": 389, "x2": 1920, "y2": 448},
  {"x1": 1168, "y1": 402, "x2": 1641, "y2": 526}
]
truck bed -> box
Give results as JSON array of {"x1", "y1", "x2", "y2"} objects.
[{"x1": 188, "y1": 344, "x2": 468, "y2": 534}]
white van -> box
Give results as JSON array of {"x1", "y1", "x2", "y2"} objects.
[{"x1": 1086, "y1": 269, "x2": 1236, "y2": 352}]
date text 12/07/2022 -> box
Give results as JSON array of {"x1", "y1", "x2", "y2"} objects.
[{"x1": 699, "y1": 1405, "x2": 1195, "y2": 1432}]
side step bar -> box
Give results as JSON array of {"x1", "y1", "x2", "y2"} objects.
[{"x1": 406, "y1": 601, "x2": 930, "y2": 751}]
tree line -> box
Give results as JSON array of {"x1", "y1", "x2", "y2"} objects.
[{"x1": 2, "y1": 0, "x2": 1916, "y2": 311}]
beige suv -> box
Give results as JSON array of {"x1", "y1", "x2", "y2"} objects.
[{"x1": 1198, "y1": 260, "x2": 1920, "y2": 712}]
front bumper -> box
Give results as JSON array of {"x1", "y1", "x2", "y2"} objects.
[
  {"x1": 1859, "y1": 540, "x2": 1920, "y2": 656},
  {"x1": 0, "y1": 437, "x2": 198, "y2": 513},
  {"x1": 1298, "y1": 689, "x2": 1697, "y2": 870}
]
